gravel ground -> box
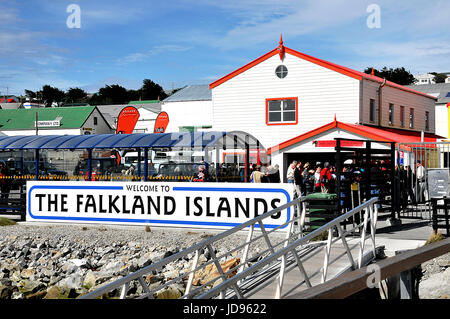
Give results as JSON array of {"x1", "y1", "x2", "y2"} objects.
[
  {"x1": 0, "y1": 222, "x2": 236, "y2": 249},
  {"x1": 0, "y1": 222, "x2": 280, "y2": 299}
]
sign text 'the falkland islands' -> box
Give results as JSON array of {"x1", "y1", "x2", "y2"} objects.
[{"x1": 27, "y1": 181, "x2": 292, "y2": 230}]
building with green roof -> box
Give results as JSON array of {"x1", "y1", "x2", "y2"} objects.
[{"x1": 0, "y1": 106, "x2": 112, "y2": 136}]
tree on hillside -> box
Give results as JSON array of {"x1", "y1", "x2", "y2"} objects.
[
  {"x1": 364, "y1": 67, "x2": 416, "y2": 85},
  {"x1": 64, "y1": 87, "x2": 88, "y2": 104},
  {"x1": 40, "y1": 85, "x2": 65, "y2": 107},
  {"x1": 95, "y1": 84, "x2": 129, "y2": 105},
  {"x1": 88, "y1": 79, "x2": 168, "y2": 105},
  {"x1": 126, "y1": 89, "x2": 141, "y2": 102},
  {"x1": 141, "y1": 79, "x2": 167, "y2": 101},
  {"x1": 431, "y1": 73, "x2": 447, "y2": 84},
  {"x1": 24, "y1": 89, "x2": 37, "y2": 100}
]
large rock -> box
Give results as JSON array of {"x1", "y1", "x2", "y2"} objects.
[
  {"x1": 156, "y1": 285, "x2": 182, "y2": 299},
  {"x1": 192, "y1": 258, "x2": 240, "y2": 286},
  {"x1": 0, "y1": 284, "x2": 15, "y2": 299},
  {"x1": 83, "y1": 270, "x2": 111, "y2": 290},
  {"x1": 103, "y1": 260, "x2": 125, "y2": 276},
  {"x1": 419, "y1": 267, "x2": 450, "y2": 299},
  {"x1": 44, "y1": 286, "x2": 65, "y2": 299},
  {"x1": 137, "y1": 252, "x2": 153, "y2": 268},
  {"x1": 20, "y1": 268, "x2": 36, "y2": 279},
  {"x1": 17, "y1": 279, "x2": 46, "y2": 296},
  {"x1": 58, "y1": 271, "x2": 84, "y2": 291}
]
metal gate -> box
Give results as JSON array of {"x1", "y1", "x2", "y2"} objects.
[
  {"x1": 335, "y1": 138, "x2": 396, "y2": 219},
  {"x1": 396, "y1": 142, "x2": 450, "y2": 220}
]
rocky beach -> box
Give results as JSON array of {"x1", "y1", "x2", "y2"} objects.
[
  {"x1": 0, "y1": 220, "x2": 449, "y2": 299},
  {"x1": 0, "y1": 222, "x2": 258, "y2": 299}
]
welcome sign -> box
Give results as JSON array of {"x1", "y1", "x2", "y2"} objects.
[{"x1": 26, "y1": 181, "x2": 293, "y2": 231}]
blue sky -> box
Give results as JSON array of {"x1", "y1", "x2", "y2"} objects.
[{"x1": 1, "y1": 0, "x2": 449, "y2": 95}]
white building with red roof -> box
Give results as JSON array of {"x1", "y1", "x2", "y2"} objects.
[{"x1": 209, "y1": 37, "x2": 440, "y2": 179}]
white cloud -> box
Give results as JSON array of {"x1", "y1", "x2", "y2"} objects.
[
  {"x1": 82, "y1": 7, "x2": 144, "y2": 25},
  {"x1": 345, "y1": 40, "x2": 450, "y2": 74},
  {"x1": 115, "y1": 45, "x2": 191, "y2": 65},
  {"x1": 181, "y1": 0, "x2": 367, "y2": 49}
]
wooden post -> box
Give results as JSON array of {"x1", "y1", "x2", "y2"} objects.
[
  {"x1": 143, "y1": 148, "x2": 148, "y2": 181},
  {"x1": 88, "y1": 149, "x2": 92, "y2": 181}
]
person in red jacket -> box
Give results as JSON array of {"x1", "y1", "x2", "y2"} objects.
[{"x1": 320, "y1": 162, "x2": 332, "y2": 193}]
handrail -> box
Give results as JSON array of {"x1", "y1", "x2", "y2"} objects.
[
  {"x1": 288, "y1": 238, "x2": 450, "y2": 299},
  {"x1": 80, "y1": 194, "x2": 307, "y2": 299},
  {"x1": 197, "y1": 197, "x2": 378, "y2": 299},
  {"x1": 80, "y1": 196, "x2": 379, "y2": 299}
]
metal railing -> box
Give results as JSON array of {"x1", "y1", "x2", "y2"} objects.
[
  {"x1": 396, "y1": 142, "x2": 450, "y2": 220},
  {"x1": 288, "y1": 238, "x2": 450, "y2": 299},
  {"x1": 80, "y1": 196, "x2": 379, "y2": 299}
]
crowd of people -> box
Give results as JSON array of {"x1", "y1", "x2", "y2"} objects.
[
  {"x1": 286, "y1": 160, "x2": 338, "y2": 198},
  {"x1": 281, "y1": 158, "x2": 428, "y2": 210}
]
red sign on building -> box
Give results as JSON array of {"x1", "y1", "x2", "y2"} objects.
[
  {"x1": 154, "y1": 112, "x2": 169, "y2": 133},
  {"x1": 116, "y1": 106, "x2": 140, "y2": 134}
]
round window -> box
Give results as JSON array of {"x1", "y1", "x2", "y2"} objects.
[{"x1": 275, "y1": 65, "x2": 288, "y2": 79}]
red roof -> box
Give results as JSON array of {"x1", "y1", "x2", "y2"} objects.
[
  {"x1": 209, "y1": 43, "x2": 437, "y2": 101},
  {"x1": 267, "y1": 119, "x2": 443, "y2": 155}
]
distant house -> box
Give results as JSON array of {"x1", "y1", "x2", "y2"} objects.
[
  {"x1": 161, "y1": 85, "x2": 212, "y2": 132},
  {"x1": 95, "y1": 105, "x2": 128, "y2": 132},
  {"x1": 406, "y1": 82, "x2": 450, "y2": 139},
  {"x1": 0, "y1": 106, "x2": 112, "y2": 136},
  {"x1": 0, "y1": 95, "x2": 21, "y2": 110},
  {"x1": 414, "y1": 72, "x2": 450, "y2": 85},
  {"x1": 415, "y1": 73, "x2": 436, "y2": 85}
]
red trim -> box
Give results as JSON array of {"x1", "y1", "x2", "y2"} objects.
[
  {"x1": 314, "y1": 140, "x2": 364, "y2": 147},
  {"x1": 265, "y1": 97, "x2": 298, "y2": 126},
  {"x1": 336, "y1": 122, "x2": 391, "y2": 141},
  {"x1": 267, "y1": 120, "x2": 443, "y2": 155},
  {"x1": 267, "y1": 121, "x2": 337, "y2": 155},
  {"x1": 284, "y1": 47, "x2": 362, "y2": 81},
  {"x1": 209, "y1": 44, "x2": 438, "y2": 101},
  {"x1": 278, "y1": 34, "x2": 285, "y2": 60}
]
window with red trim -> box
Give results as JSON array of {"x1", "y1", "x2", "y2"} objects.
[{"x1": 266, "y1": 97, "x2": 298, "y2": 125}]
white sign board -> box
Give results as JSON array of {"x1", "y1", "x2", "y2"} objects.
[
  {"x1": 427, "y1": 169, "x2": 450, "y2": 198},
  {"x1": 34, "y1": 120, "x2": 61, "y2": 127},
  {"x1": 26, "y1": 181, "x2": 293, "y2": 231}
]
